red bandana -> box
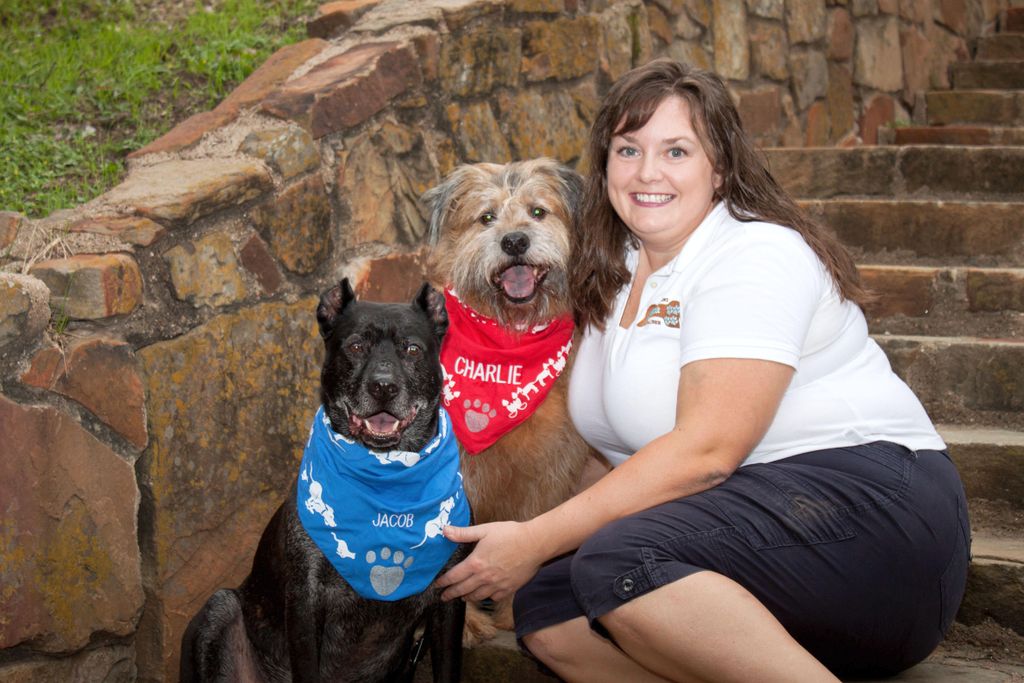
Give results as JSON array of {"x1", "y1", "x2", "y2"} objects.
[{"x1": 440, "y1": 290, "x2": 574, "y2": 455}]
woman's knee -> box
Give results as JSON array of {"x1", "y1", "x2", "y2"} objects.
[{"x1": 521, "y1": 620, "x2": 588, "y2": 669}]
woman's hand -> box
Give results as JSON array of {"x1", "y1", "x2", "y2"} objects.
[{"x1": 436, "y1": 521, "x2": 544, "y2": 602}]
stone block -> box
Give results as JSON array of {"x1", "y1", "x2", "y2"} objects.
[
  {"x1": 1, "y1": 212, "x2": 24, "y2": 251},
  {"x1": 411, "y1": 30, "x2": 441, "y2": 82},
  {"x1": 438, "y1": 0, "x2": 505, "y2": 32},
  {"x1": 512, "y1": 0, "x2": 565, "y2": 10},
  {"x1": 852, "y1": 0, "x2": 878, "y2": 15},
  {"x1": 746, "y1": 0, "x2": 783, "y2": 18},
  {"x1": 805, "y1": 100, "x2": 830, "y2": 145},
  {"x1": 900, "y1": 25, "x2": 930, "y2": 102},
  {"x1": 713, "y1": 0, "x2": 749, "y2": 79},
  {"x1": 135, "y1": 299, "x2": 320, "y2": 681},
  {"x1": 827, "y1": 7, "x2": 854, "y2": 60},
  {"x1": 952, "y1": 61, "x2": 1024, "y2": 90},
  {"x1": 103, "y1": 159, "x2": 273, "y2": 226},
  {"x1": 599, "y1": 3, "x2": 637, "y2": 81},
  {"x1": 0, "y1": 645, "x2": 135, "y2": 683},
  {"x1": 935, "y1": 0, "x2": 969, "y2": 34},
  {"x1": 667, "y1": 40, "x2": 713, "y2": 71},
  {"x1": 250, "y1": 175, "x2": 332, "y2": 275},
  {"x1": 0, "y1": 395, "x2": 143, "y2": 652},
  {"x1": 127, "y1": 109, "x2": 237, "y2": 159},
  {"x1": 647, "y1": 4, "x2": 673, "y2": 43},
  {"x1": 827, "y1": 62, "x2": 855, "y2": 142},
  {"x1": 859, "y1": 93, "x2": 895, "y2": 145},
  {"x1": 21, "y1": 337, "x2": 148, "y2": 448},
  {"x1": 966, "y1": 269, "x2": 1024, "y2": 313},
  {"x1": 352, "y1": 250, "x2": 431, "y2": 302},
  {"x1": 684, "y1": 0, "x2": 713, "y2": 25},
  {"x1": 69, "y1": 215, "x2": 167, "y2": 247},
  {"x1": 790, "y1": 49, "x2": 828, "y2": 109},
  {"x1": 854, "y1": 15, "x2": 903, "y2": 91},
  {"x1": 898, "y1": 0, "x2": 930, "y2": 22},
  {"x1": 859, "y1": 266, "x2": 937, "y2": 318},
  {"x1": 0, "y1": 274, "x2": 50, "y2": 348},
  {"x1": 445, "y1": 102, "x2": 512, "y2": 163},
  {"x1": 499, "y1": 89, "x2": 588, "y2": 163},
  {"x1": 764, "y1": 148, "x2": 899, "y2": 198},
  {"x1": 29, "y1": 254, "x2": 143, "y2": 320},
  {"x1": 925, "y1": 91, "x2": 1023, "y2": 126},
  {"x1": 261, "y1": 42, "x2": 419, "y2": 138},
  {"x1": 673, "y1": 10, "x2": 704, "y2": 39},
  {"x1": 306, "y1": 0, "x2": 380, "y2": 38},
  {"x1": 337, "y1": 132, "x2": 397, "y2": 246},
  {"x1": 239, "y1": 233, "x2": 284, "y2": 295},
  {"x1": 899, "y1": 146, "x2": 1024, "y2": 199},
  {"x1": 164, "y1": 231, "x2": 249, "y2": 308},
  {"x1": 977, "y1": 34, "x2": 1024, "y2": 61},
  {"x1": 736, "y1": 86, "x2": 783, "y2": 138},
  {"x1": 438, "y1": 28, "x2": 521, "y2": 97},
  {"x1": 786, "y1": 0, "x2": 826, "y2": 44},
  {"x1": 523, "y1": 17, "x2": 601, "y2": 81},
  {"x1": 750, "y1": 20, "x2": 788, "y2": 80},
  {"x1": 238, "y1": 127, "x2": 321, "y2": 180}
]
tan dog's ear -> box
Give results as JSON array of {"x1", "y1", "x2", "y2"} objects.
[
  {"x1": 421, "y1": 164, "x2": 494, "y2": 245},
  {"x1": 552, "y1": 164, "x2": 584, "y2": 217},
  {"x1": 413, "y1": 282, "x2": 448, "y2": 341}
]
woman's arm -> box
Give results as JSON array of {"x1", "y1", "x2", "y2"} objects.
[{"x1": 437, "y1": 357, "x2": 795, "y2": 602}]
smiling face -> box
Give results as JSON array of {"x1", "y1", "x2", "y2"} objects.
[{"x1": 606, "y1": 95, "x2": 721, "y2": 256}]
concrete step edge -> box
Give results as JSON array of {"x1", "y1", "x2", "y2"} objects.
[
  {"x1": 859, "y1": 264, "x2": 1024, "y2": 275},
  {"x1": 874, "y1": 334, "x2": 1024, "y2": 346},
  {"x1": 937, "y1": 423, "x2": 1024, "y2": 447}
]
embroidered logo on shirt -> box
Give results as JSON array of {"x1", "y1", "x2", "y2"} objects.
[{"x1": 637, "y1": 299, "x2": 681, "y2": 328}]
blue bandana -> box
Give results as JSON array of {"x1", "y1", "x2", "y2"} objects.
[{"x1": 296, "y1": 406, "x2": 470, "y2": 601}]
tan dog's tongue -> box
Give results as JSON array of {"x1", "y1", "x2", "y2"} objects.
[{"x1": 499, "y1": 265, "x2": 536, "y2": 299}]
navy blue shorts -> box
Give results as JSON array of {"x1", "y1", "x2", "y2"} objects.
[{"x1": 513, "y1": 442, "x2": 971, "y2": 677}]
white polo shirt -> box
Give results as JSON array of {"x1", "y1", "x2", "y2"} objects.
[{"x1": 569, "y1": 202, "x2": 945, "y2": 467}]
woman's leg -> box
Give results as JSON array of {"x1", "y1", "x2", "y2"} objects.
[
  {"x1": 523, "y1": 617, "x2": 677, "y2": 683},
  {"x1": 599, "y1": 571, "x2": 838, "y2": 683}
]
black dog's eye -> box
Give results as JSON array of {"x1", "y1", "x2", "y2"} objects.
[
  {"x1": 405, "y1": 343, "x2": 422, "y2": 357},
  {"x1": 530, "y1": 206, "x2": 547, "y2": 220},
  {"x1": 347, "y1": 341, "x2": 365, "y2": 354},
  {"x1": 480, "y1": 211, "x2": 497, "y2": 225}
]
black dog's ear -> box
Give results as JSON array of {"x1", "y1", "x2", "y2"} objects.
[
  {"x1": 317, "y1": 278, "x2": 356, "y2": 338},
  {"x1": 413, "y1": 283, "x2": 448, "y2": 341}
]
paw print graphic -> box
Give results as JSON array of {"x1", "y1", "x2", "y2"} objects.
[
  {"x1": 366, "y1": 547, "x2": 414, "y2": 597},
  {"x1": 463, "y1": 399, "x2": 497, "y2": 433}
]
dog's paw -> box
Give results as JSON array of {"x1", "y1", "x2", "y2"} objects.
[
  {"x1": 463, "y1": 399, "x2": 497, "y2": 433},
  {"x1": 463, "y1": 602, "x2": 498, "y2": 648},
  {"x1": 366, "y1": 547, "x2": 414, "y2": 597}
]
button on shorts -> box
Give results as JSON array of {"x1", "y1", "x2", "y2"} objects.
[{"x1": 513, "y1": 442, "x2": 971, "y2": 677}]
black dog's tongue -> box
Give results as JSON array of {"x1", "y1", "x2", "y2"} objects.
[
  {"x1": 499, "y1": 265, "x2": 536, "y2": 299},
  {"x1": 365, "y1": 412, "x2": 400, "y2": 435}
]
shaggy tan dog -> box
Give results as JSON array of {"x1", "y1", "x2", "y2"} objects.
[{"x1": 423, "y1": 158, "x2": 601, "y2": 641}]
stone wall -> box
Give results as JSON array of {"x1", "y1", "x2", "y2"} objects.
[{"x1": 0, "y1": 0, "x2": 1004, "y2": 680}]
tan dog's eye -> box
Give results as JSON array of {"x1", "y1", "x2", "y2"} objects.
[
  {"x1": 530, "y1": 207, "x2": 547, "y2": 220},
  {"x1": 480, "y1": 212, "x2": 497, "y2": 225}
]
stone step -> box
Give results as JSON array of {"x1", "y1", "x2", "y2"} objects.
[
  {"x1": 958, "y1": 528, "x2": 1024, "y2": 640},
  {"x1": 860, "y1": 265, "x2": 1024, "y2": 337},
  {"x1": 925, "y1": 90, "x2": 1024, "y2": 126},
  {"x1": 888, "y1": 125, "x2": 1024, "y2": 146},
  {"x1": 940, "y1": 425, "x2": 1024, "y2": 512},
  {"x1": 1004, "y1": 6, "x2": 1024, "y2": 32},
  {"x1": 799, "y1": 199, "x2": 1024, "y2": 267},
  {"x1": 875, "y1": 335, "x2": 1024, "y2": 429},
  {"x1": 976, "y1": 33, "x2": 1024, "y2": 61},
  {"x1": 765, "y1": 146, "x2": 1024, "y2": 201},
  {"x1": 952, "y1": 61, "x2": 1024, "y2": 89}
]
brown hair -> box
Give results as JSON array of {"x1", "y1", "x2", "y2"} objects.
[{"x1": 571, "y1": 59, "x2": 871, "y2": 330}]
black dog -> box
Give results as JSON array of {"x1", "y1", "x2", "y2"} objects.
[{"x1": 180, "y1": 279, "x2": 467, "y2": 682}]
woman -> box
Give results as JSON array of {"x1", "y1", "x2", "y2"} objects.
[{"x1": 438, "y1": 60, "x2": 970, "y2": 682}]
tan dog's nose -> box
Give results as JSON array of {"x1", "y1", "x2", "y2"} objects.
[{"x1": 501, "y1": 231, "x2": 530, "y2": 256}]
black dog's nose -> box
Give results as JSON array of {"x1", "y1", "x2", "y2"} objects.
[
  {"x1": 369, "y1": 378, "x2": 399, "y2": 401},
  {"x1": 501, "y1": 231, "x2": 530, "y2": 256}
]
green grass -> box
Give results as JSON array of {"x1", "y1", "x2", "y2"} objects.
[{"x1": 0, "y1": 0, "x2": 319, "y2": 218}]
